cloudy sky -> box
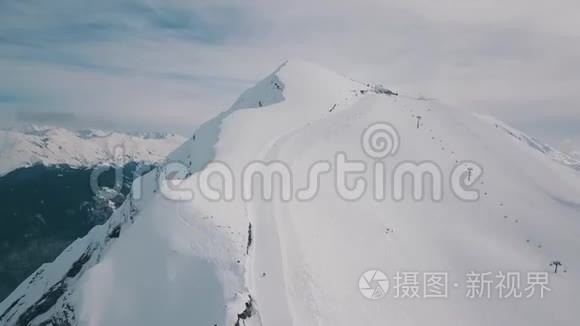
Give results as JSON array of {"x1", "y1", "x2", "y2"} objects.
[{"x1": 1, "y1": 0, "x2": 578, "y2": 149}]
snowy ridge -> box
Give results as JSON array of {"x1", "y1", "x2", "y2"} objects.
[
  {"x1": 2, "y1": 61, "x2": 580, "y2": 326},
  {"x1": 476, "y1": 114, "x2": 580, "y2": 170},
  {"x1": 0, "y1": 127, "x2": 186, "y2": 176}
]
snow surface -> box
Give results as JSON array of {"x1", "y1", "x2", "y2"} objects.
[
  {"x1": 1, "y1": 61, "x2": 579, "y2": 326},
  {"x1": 0, "y1": 127, "x2": 186, "y2": 176}
]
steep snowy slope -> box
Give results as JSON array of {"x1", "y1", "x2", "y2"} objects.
[
  {"x1": 0, "y1": 162, "x2": 156, "y2": 303},
  {"x1": 1, "y1": 61, "x2": 579, "y2": 326},
  {"x1": 0, "y1": 127, "x2": 186, "y2": 176}
]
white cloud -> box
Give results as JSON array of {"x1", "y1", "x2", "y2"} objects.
[{"x1": 0, "y1": 0, "x2": 578, "y2": 144}]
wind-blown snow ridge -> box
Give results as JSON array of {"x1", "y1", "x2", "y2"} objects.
[
  {"x1": 2, "y1": 60, "x2": 580, "y2": 326},
  {"x1": 0, "y1": 127, "x2": 186, "y2": 177}
]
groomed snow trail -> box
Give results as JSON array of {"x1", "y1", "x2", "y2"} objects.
[{"x1": 247, "y1": 85, "x2": 380, "y2": 325}]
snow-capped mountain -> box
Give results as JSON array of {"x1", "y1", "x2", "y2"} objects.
[
  {"x1": 1, "y1": 61, "x2": 579, "y2": 326},
  {"x1": 0, "y1": 126, "x2": 186, "y2": 177}
]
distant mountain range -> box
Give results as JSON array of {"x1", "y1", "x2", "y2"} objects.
[
  {"x1": 0, "y1": 125, "x2": 186, "y2": 177},
  {"x1": 568, "y1": 150, "x2": 580, "y2": 161}
]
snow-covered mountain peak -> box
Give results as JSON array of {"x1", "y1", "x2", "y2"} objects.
[
  {"x1": 1, "y1": 63, "x2": 579, "y2": 326},
  {"x1": 231, "y1": 60, "x2": 365, "y2": 110}
]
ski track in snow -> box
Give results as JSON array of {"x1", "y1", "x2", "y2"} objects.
[{"x1": 247, "y1": 88, "x2": 380, "y2": 325}]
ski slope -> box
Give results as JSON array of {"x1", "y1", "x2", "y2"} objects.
[{"x1": 1, "y1": 61, "x2": 579, "y2": 326}]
